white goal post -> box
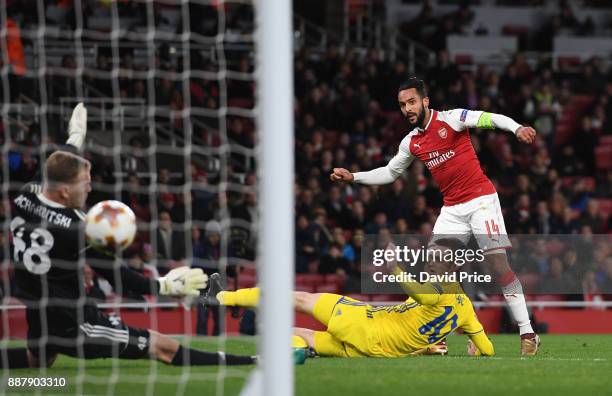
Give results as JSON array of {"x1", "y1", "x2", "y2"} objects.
[{"x1": 251, "y1": 0, "x2": 295, "y2": 395}]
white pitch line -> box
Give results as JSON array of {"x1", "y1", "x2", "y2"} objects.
[{"x1": 441, "y1": 356, "x2": 609, "y2": 362}]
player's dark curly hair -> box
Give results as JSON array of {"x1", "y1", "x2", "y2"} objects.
[{"x1": 398, "y1": 77, "x2": 428, "y2": 98}]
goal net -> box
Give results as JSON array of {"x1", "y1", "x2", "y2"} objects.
[{"x1": 1, "y1": 1, "x2": 293, "y2": 395}]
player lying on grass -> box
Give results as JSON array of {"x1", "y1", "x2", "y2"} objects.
[
  {"x1": 204, "y1": 238, "x2": 494, "y2": 358},
  {"x1": 3, "y1": 104, "x2": 256, "y2": 369}
]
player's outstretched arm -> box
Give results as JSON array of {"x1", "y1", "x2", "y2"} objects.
[
  {"x1": 87, "y1": 250, "x2": 207, "y2": 297},
  {"x1": 330, "y1": 137, "x2": 414, "y2": 185},
  {"x1": 158, "y1": 266, "x2": 208, "y2": 297},
  {"x1": 384, "y1": 243, "x2": 440, "y2": 305},
  {"x1": 393, "y1": 269, "x2": 441, "y2": 305},
  {"x1": 461, "y1": 303, "x2": 494, "y2": 356},
  {"x1": 476, "y1": 111, "x2": 536, "y2": 144},
  {"x1": 447, "y1": 109, "x2": 536, "y2": 144},
  {"x1": 467, "y1": 332, "x2": 495, "y2": 357},
  {"x1": 20, "y1": 103, "x2": 88, "y2": 193}
]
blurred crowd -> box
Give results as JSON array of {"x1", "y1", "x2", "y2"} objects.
[
  {"x1": 290, "y1": 44, "x2": 611, "y2": 298},
  {"x1": 401, "y1": 0, "x2": 610, "y2": 52},
  {"x1": 1, "y1": 1, "x2": 612, "y2": 311}
]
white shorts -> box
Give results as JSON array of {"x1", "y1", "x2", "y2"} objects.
[{"x1": 432, "y1": 193, "x2": 511, "y2": 254}]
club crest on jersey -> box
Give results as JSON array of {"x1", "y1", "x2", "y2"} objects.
[{"x1": 437, "y1": 127, "x2": 448, "y2": 139}]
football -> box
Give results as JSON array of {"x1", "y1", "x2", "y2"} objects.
[{"x1": 85, "y1": 200, "x2": 137, "y2": 251}]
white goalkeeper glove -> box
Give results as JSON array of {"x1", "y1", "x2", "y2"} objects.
[
  {"x1": 67, "y1": 102, "x2": 87, "y2": 150},
  {"x1": 158, "y1": 267, "x2": 208, "y2": 297}
]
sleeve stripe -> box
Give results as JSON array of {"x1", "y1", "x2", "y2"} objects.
[{"x1": 74, "y1": 209, "x2": 86, "y2": 221}]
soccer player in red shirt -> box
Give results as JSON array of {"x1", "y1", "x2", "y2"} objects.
[{"x1": 330, "y1": 77, "x2": 540, "y2": 355}]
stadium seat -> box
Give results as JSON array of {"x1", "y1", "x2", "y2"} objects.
[
  {"x1": 574, "y1": 95, "x2": 594, "y2": 108},
  {"x1": 554, "y1": 124, "x2": 574, "y2": 146},
  {"x1": 557, "y1": 56, "x2": 581, "y2": 70},
  {"x1": 596, "y1": 199, "x2": 612, "y2": 221},
  {"x1": 347, "y1": 294, "x2": 370, "y2": 302},
  {"x1": 316, "y1": 283, "x2": 340, "y2": 294},
  {"x1": 454, "y1": 54, "x2": 473, "y2": 65},
  {"x1": 599, "y1": 135, "x2": 612, "y2": 146},
  {"x1": 483, "y1": 294, "x2": 504, "y2": 302},
  {"x1": 561, "y1": 176, "x2": 596, "y2": 191},
  {"x1": 323, "y1": 130, "x2": 338, "y2": 149},
  {"x1": 518, "y1": 273, "x2": 542, "y2": 293},
  {"x1": 534, "y1": 294, "x2": 567, "y2": 302},
  {"x1": 295, "y1": 284, "x2": 316, "y2": 293},
  {"x1": 237, "y1": 273, "x2": 257, "y2": 289},
  {"x1": 295, "y1": 273, "x2": 325, "y2": 287},
  {"x1": 595, "y1": 146, "x2": 612, "y2": 169},
  {"x1": 240, "y1": 264, "x2": 257, "y2": 277},
  {"x1": 324, "y1": 274, "x2": 346, "y2": 288},
  {"x1": 502, "y1": 25, "x2": 529, "y2": 35},
  {"x1": 370, "y1": 294, "x2": 397, "y2": 302},
  {"x1": 227, "y1": 97, "x2": 254, "y2": 109}
]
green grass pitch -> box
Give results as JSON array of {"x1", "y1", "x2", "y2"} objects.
[{"x1": 2, "y1": 335, "x2": 611, "y2": 396}]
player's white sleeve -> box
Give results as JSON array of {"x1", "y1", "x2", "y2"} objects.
[
  {"x1": 487, "y1": 113, "x2": 522, "y2": 134},
  {"x1": 352, "y1": 134, "x2": 414, "y2": 185},
  {"x1": 441, "y1": 109, "x2": 521, "y2": 134}
]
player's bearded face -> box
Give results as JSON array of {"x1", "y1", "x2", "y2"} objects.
[
  {"x1": 398, "y1": 89, "x2": 428, "y2": 129},
  {"x1": 404, "y1": 102, "x2": 426, "y2": 129}
]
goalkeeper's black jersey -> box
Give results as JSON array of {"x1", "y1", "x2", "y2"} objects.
[
  {"x1": 10, "y1": 191, "x2": 89, "y2": 304},
  {"x1": 10, "y1": 190, "x2": 157, "y2": 321}
]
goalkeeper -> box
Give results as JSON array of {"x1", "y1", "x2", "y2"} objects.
[
  {"x1": 206, "y1": 238, "x2": 494, "y2": 358},
  {"x1": 3, "y1": 104, "x2": 255, "y2": 369}
]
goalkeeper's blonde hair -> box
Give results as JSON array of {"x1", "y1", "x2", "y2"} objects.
[{"x1": 43, "y1": 150, "x2": 91, "y2": 188}]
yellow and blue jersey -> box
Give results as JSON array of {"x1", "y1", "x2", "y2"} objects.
[{"x1": 312, "y1": 282, "x2": 493, "y2": 358}]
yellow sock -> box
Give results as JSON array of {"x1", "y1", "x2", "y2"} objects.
[
  {"x1": 217, "y1": 288, "x2": 260, "y2": 308},
  {"x1": 292, "y1": 335, "x2": 308, "y2": 349}
]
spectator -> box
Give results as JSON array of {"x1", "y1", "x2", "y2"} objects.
[
  {"x1": 318, "y1": 244, "x2": 351, "y2": 277},
  {"x1": 195, "y1": 221, "x2": 223, "y2": 336},
  {"x1": 332, "y1": 227, "x2": 356, "y2": 262},
  {"x1": 156, "y1": 210, "x2": 186, "y2": 274},
  {"x1": 538, "y1": 257, "x2": 571, "y2": 294},
  {"x1": 296, "y1": 215, "x2": 317, "y2": 273},
  {"x1": 579, "y1": 200, "x2": 605, "y2": 233},
  {"x1": 408, "y1": 196, "x2": 429, "y2": 230}
]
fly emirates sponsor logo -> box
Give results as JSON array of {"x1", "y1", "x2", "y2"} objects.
[{"x1": 424, "y1": 150, "x2": 455, "y2": 170}]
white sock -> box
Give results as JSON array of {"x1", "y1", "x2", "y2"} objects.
[{"x1": 502, "y1": 277, "x2": 534, "y2": 336}]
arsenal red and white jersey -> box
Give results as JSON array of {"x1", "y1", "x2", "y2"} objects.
[{"x1": 400, "y1": 109, "x2": 496, "y2": 206}]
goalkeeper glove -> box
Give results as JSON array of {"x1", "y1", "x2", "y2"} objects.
[
  {"x1": 158, "y1": 267, "x2": 208, "y2": 297},
  {"x1": 67, "y1": 102, "x2": 87, "y2": 150}
]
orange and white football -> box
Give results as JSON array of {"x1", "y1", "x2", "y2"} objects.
[{"x1": 85, "y1": 200, "x2": 137, "y2": 251}]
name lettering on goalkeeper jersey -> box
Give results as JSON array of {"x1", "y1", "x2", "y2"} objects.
[{"x1": 14, "y1": 194, "x2": 72, "y2": 228}]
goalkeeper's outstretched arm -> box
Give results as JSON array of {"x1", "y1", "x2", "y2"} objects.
[
  {"x1": 87, "y1": 249, "x2": 207, "y2": 297},
  {"x1": 21, "y1": 103, "x2": 88, "y2": 194}
]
